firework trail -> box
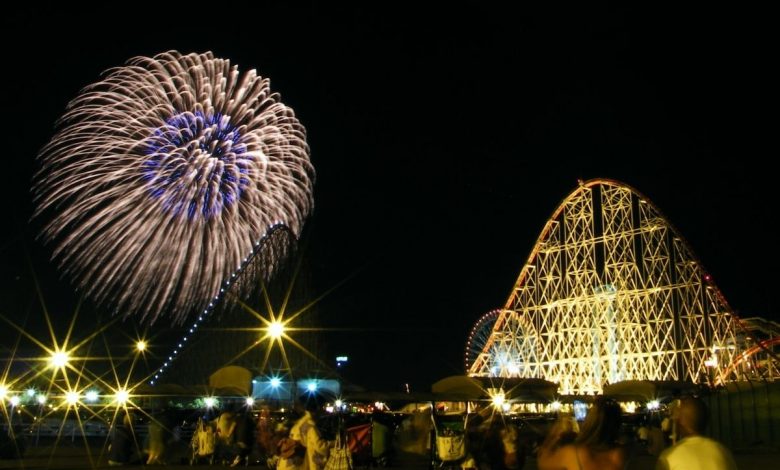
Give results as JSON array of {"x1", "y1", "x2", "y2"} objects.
[{"x1": 33, "y1": 51, "x2": 315, "y2": 324}]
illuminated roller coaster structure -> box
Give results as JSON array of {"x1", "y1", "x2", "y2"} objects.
[{"x1": 467, "y1": 178, "x2": 778, "y2": 395}]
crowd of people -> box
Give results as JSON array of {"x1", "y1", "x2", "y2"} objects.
[
  {"x1": 106, "y1": 404, "x2": 256, "y2": 467},
  {"x1": 536, "y1": 396, "x2": 737, "y2": 470},
  {"x1": 102, "y1": 393, "x2": 737, "y2": 469}
]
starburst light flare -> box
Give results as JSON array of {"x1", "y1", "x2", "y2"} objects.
[{"x1": 33, "y1": 51, "x2": 315, "y2": 323}]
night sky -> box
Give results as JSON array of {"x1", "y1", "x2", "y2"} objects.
[{"x1": 0, "y1": 4, "x2": 774, "y2": 392}]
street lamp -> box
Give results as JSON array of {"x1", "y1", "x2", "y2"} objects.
[
  {"x1": 50, "y1": 351, "x2": 70, "y2": 369},
  {"x1": 65, "y1": 391, "x2": 80, "y2": 406},
  {"x1": 114, "y1": 388, "x2": 130, "y2": 406},
  {"x1": 268, "y1": 321, "x2": 285, "y2": 339}
]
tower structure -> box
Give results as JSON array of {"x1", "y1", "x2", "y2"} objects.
[{"x1": 467, "y1": 179, "x2": 743, "y2": 394}]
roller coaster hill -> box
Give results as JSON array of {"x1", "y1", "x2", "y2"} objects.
[{"x1": 465, "y1": 179, "x2": 780, "y2": 450}]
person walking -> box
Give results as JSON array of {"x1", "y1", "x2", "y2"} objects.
[
  {"x1": 145, "y1": 408, "x2": 172, "y2": 465},
  {"x1": 216, "y1": 405, "x2": 238, "y2": 464},
  {"x1": 278, "y1": 393, "x2": 330, "y2": 470},
  {"x1": 108, "y1": 412, "x2": 140, "y2": 466},
  {"x1": 655, "y1": 396, "x2": 737, "y2": 470},
  {"x1": 231, "y1": 408, "x2": 256, "y2": 467},
  {"x1": 537, "y1": 397, "x2": 625, "y2": 470}
]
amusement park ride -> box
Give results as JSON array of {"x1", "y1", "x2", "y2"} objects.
[{"x1": 467, "y1": 179, "x2": 780, "y2": 395}]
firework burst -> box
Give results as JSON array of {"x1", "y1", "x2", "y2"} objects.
[{"x1": 33, "y1": 51, "x2": 315, "y2": 323}]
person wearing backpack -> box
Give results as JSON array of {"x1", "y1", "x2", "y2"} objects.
[{"x1": 278, "y1": 393, "x2": 330, "y2": 470}]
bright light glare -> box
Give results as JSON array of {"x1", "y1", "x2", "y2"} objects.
[
  {"x1": 26, "y1": 388, "x2": 36, "y2": 397},
  {"x1": 491, "y1": 392, "x2": 505, "y2": 408},
  {"x1": 647, "y1": 400, "x2": 660, "y2": 411},
  {"x1": 204, "y1": 397, "x2": 217, "y2": 408},
  {"x1": 551, "y1": 400, "x2": 562, "y2": 411},
  {"x1": 270, "y1": 377, "x2": 281, "y2": 388},
  {"x1": 0, "y1": 385, "x2": 8, "y2": 400},
  {"x1": 9, "y1": 396, "x2": 20, "y2": 407},
  {"x1": 268, "y1": 322, "x2": 284, "y2": 339},
  {"x1": 51, "y1": 351, "x2": 70, "y2": 368},
  {"x1": 245, "y1": 397, "x2": 255, "y2": 406},
  {"x1": 65, "y1": 391, "x2": 80, "y2": 405},
  {"x1": 136, "y1": 341, "x2": 147, "y2": 352},
  {"x1": 36, "y1": 394, "x2": 47, "y2": 405},
  {"x1": 85, "y1": 390, "x2": 99, "y2": 402},
  {"x1": 114, "y1": 389, "x2": 130, "y2": 405},
  {"x1": 307, "y1": 382, "x2": 317, "y2": 392}
]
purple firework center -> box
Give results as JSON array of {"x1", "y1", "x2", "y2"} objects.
[{"x1": 143, "y1": 110, "x2": 253, "y2": 219}]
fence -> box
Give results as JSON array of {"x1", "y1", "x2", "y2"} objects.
[{"x1": 706, "y1": 380, "x2": 780, "y2": 451}]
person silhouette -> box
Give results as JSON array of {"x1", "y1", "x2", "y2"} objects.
[{"x1": 655, "y1": 396, "x2": 736, "y2": 470}]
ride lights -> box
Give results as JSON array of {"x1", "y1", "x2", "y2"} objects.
[
  {"x1": 491, "y1": 391, "x2": 506, "y2": 409},
  {"x1": 647, "y1": 400, "x2": 660, "y2": 411}
]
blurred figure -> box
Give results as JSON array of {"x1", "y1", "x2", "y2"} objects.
[
  {"x1": 108, "y1": 412, "x2": 139, "y2": 466},
  {"x1": 231, "y1": 408, "x2": 256, "y2": 467},
  {"x1": 655, "y1": 396, "x2": 736, "y2": 470},
  {"x1": 396, "y1": 408, "x2": 432, "y2": 456},
  {"x1": 637, "y1": 417, "x2": 649, "y2": 447},
  {"x1": 540, "y1": 414, "x2": 579, "y2": 451},
  {"x1": 278, "y1": 393, "x2": 330, "y2": 470},
  {"x1": 646, "y1": 415, "x2": 666, "y2": 457},
  {"x1": 145, "y1": 408, "x2": 172, "y2": 465},
  {"x1": 216, "y1": 405, "x2": 238, "y2": 463},
  {"x1": 257, "y1": 408, "x2": 274, "y2": 458},
  {"x1": 500, "y1": 421, "x2": 525, "y2": 470},
  {"x1": 266, "y1": 421, "x2": 292, "y2": 469},
  {"x1": 480, "y1": 416, "x2": 527, "y2": 470},
  {"x1": 537, "y1": 397, "x2": 624, "y2": 470},
  {"x1": 665, "y1": 397, "x2": 680, "y2": 444},
  {"x1": 371, "y1": 412, "x2": 391, "y2": 465}
]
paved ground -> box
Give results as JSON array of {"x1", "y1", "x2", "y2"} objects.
[{"x1": 2, "y1": 444, "x2": 779, "y2": 469}]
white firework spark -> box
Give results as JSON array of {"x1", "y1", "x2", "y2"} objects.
[{"x1": 33, "y1": 51, "x2": 315, "y2": 323}]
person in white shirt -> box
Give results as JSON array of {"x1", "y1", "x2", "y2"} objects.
[
  {"x1": 278, "y1": 394, "x2": 330, "y2": 470},
  {"x1": 655, "y1": 396, "x2": 737, "y2": 470}
]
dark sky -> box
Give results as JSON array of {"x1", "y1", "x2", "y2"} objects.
[{"x1": 0, "y1": 4, "x2": 774, "y2": 392}]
